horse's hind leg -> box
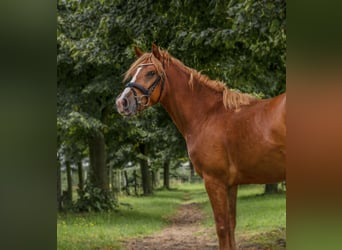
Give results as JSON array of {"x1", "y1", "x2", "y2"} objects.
[
  {"x1": 204, "y1": 177, "x2": 235, "y2": 250},
  {"x1": 227, "y1": 185, "x2": 238, "y2": 249}
]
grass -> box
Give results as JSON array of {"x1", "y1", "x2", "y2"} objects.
[
  {"x1": 235, "y1": 185, "x2": 286, "y2": 234},
  {"x1": 57, "y1": 188, "x2": 185, "y2": 250},
  {"x1": 182, "y1": 183, "x2": 286, "y2": 248},
  {"x1": 57, "y1": 183, "x2": 286, "y2": 249},
  {"x1": 177, "y1": 183, "x2": 286, "y2": 233}
]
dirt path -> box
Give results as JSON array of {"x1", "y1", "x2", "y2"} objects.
[
  {"x1": 125, "y1": 200, "x2": 218, "y2": 250},
  {"x1": 124, "y1": 193, "x2": 286, "y2": 250}
]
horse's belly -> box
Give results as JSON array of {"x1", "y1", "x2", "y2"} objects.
[{"x1": 236, "y1": 148, "x2": 286, "y2": 184}]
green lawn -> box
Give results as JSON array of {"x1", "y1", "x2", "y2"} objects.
[
  {"x1": 57, "y1": 188, "x2": 185, "y2": 250},
  {"x1": 178, "y1": 183, "x2": 286, "y2": 233},
  {"x1": 57, "y1": 183, "x2": 286, "y2": 249}
]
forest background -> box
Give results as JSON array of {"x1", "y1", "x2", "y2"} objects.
[{"x1": 57, "y1": 0, "x2": 286, "y2": 211}]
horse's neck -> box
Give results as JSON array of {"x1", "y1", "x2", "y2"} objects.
[{"x1": 160, "y1": 65, "x2": 222, "y2": 137}]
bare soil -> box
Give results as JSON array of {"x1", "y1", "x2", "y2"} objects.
[{"x1": 124, "y1": 196, "x2": 285, "y2": 250}]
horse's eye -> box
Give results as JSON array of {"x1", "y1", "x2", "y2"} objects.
[{"x1": 147, "y1": 71, "x2": 155, "y2": 76}]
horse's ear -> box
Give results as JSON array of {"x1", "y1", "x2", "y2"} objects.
[
  {"x1": 134, "y1": 46, "x2": 144, "y2": 58},
  {"x1": 151, "y1": 43, "x2": 162, "y2": 60}
]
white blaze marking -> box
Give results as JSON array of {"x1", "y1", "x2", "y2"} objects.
[
  {"x1": 117, "y1": 66, "x2": 143, "y2": 103},
  {"x1": 118, "y1": 64, "x2": 154, "y2": 103},
  {"x1": 131, "y1": 66, "x2": 142, "y2": 82},
  {"x1": 121, "y1": 87, "x2": 132, "y2": 97}
]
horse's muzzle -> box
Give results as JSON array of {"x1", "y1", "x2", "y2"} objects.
[{"x1": 115, "y1": 88, "x2": 137, "y2": 116}]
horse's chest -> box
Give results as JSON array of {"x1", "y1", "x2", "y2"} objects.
[{"x1": 185, "y1": 133, "x2": 230, "y2": 177}]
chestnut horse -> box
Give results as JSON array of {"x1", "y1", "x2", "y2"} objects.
[{"x1": 116, "y1": 44, "x2": 286, "y2": 250}]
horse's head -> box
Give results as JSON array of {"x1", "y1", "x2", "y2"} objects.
[{"x1": 116, "y1": 44, "x2": 165, "y2": 116}]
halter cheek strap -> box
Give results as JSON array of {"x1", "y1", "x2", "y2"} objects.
[
  {"x1": 126, "y1": 75, "x2": 164, "y2": 107},
  {"x1": 126, "y1": 76, "x2": 161, "y2": 97}
]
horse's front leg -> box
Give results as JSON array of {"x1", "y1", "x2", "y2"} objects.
[{"x1": 204, "y1": 177, "x2": 236, "y2": 250}]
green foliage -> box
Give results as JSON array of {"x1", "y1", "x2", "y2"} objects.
[
  {"x1": 161, "y1": 0, "x2": 286, "y2": 97},
  {"x1": 73, "y1": 182, "x2": 118, "y2": 212}
]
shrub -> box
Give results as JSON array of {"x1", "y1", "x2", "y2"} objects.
[{"x1": 73, "y1": 182, "x2": 118, "y2": 212}]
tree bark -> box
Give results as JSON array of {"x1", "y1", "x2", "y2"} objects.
[
  {"x1": 124, "y1": 170, "x2": 130, "y2": 195},
  {"x1": 65, "y1": 159, "x2": 73, "y2": 203},
  {"x1": 151, "y1": 169, "x2": 156, "y2": 188},
  {"x1": 133, "y1": 170, "x2": 138, "y2": 196},
  {"x1": 139, "y1": 143, "x2": 153, "y2": 195},
  {"x1": 264, "y1": 183, "x2": 279, "y2": 194},
  {"x1": 88, "y1": 131, "x2": 109, "y2": 191},
  {"x1": 77, "y1": 161, "x2": 84, "y2": 192},
  {"x1": 112, "y1": 169, "x2": 121, "y2": 194},
  {"x1": 154, "y1": 169, "x2": 161, "y2": 187},
  {"x1": 163, "y1": 160, "x2": 170, "y2": 189},
  {"x1": 189, "y1": 161, "x2": 195, "y2": 183},
  {"x1": 57, "y1": 157, "x2": 62, "y2": 212}
]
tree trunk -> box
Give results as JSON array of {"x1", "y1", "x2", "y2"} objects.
[
  {"x1": 88, "y1": 131, "x2": 109, "y2": 191},
  {"x1": 77, "y1": 161, "x2": 84, "y2": 192},
  {"x1": 264, "y1": 183, "x2": 279, "y2": 194},
  {"x1": 109, "y1": 163, "x2": 113, "y2": 191},
  {"x1": 113, "y1": 169, "x2": 122, "y2": 194},
  {"x1": 57, "y1": 157, "x2": 62, "y2": 212},
  {"x1": 124, "y1": 170, "x2": 130, "y2": 195},
  {"x1": 139, "y1": 143, "x2": 153, "y2": 195},
  {"x1": 133, "y1": 170, "x2": 138, "y2": 196},
  {"x1": 65, "y1": 159, "x2": 73, "y2": 203},
  {"x1": 151, "y1": 169, "x2": 156, "y2": 188},
  {"x1": 155, "y1": 169, "x2": 161, "y2": 187},
  {"x1": 163, "y1": 160, "x2": 170, "y2": 189},
  {"x1": 189, "y1": 161, "x2": 195, "y2": 183}
]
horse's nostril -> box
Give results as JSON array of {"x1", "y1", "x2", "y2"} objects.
[{"x1": 122, "y1": 97, "x2": 128, "y2": 108}]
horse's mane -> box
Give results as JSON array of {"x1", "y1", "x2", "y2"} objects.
[
  {"x1": 170, "y1": 56, "x2": 257, "y2": 110},
  {"x1": 124, "y1": 49, "x2": 257, "y2": 110}
]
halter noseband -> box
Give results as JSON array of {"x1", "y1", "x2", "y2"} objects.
[{"x1": 125, "y1": 63, "x2": 164, "y2": 108}]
